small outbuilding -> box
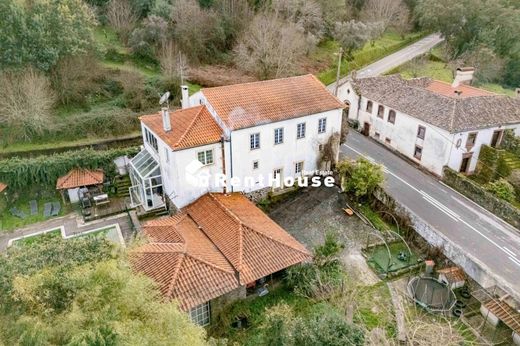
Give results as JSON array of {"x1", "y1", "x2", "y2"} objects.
[
  {"x1": 437, "y1": 266, "x2": 466, "y2": 289},
  {"x1": 0, "y1": 182, "x2": 7, "y2": 194},
  {"x1": 56, "y1": 169, "x2": 104, "y2": 204}
]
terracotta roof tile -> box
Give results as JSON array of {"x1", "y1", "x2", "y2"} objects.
[
  {"x1": 0, "y1": 182, "x2": 7, "y2": 193},
  {"x1": 426, "y1": 80, "x2": 494, "y2": 98},
  {"x1": 437, "y1": 267, "x2": 465, "y2": 283},
  {"x1": 202, "y1": 74, "x2": 345, "y2": 130},
  {"x1": 56, "y1": 169, "x2": 104, "y2": 190},
  {"x1": 131, "y1": 193, "x2": 311, "y2": 309},
  {"x1": 140, "y1": 105, "x2": 223, "y2": 151},
  {"x1": 484, "y1": 300, "x2": 520, "y2": 334},
  {"x1": 351, "y1": 75, "x2": 520, "y2": 132},
  {"x1": 186, "y1": 193, "x2": 311, "y2": 285}
]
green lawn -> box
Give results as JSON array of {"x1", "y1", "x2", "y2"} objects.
[
  {"x1": 367, "y1": 242, "x2": 420, "y2": 274},
  {"x1": 0, "y1": 187, "x2": 69, "y2": 233},
  {"x1": 317, "y1": 31, "x2": 426, "y2": 85}
]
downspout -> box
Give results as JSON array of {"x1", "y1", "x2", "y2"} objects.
[
  {"x1": 220, "y1": 135, "x2": 227, "y2": 193},
  {"x1": 229, "y1": 132, "x2": 234, "y2": 192},
  {"x1": 356, "y1": 93, "x2": 362, "y2": 122}
]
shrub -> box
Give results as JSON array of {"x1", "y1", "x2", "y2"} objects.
[
  {"x1": 0, "y1": 68, "x2": 55, "y2": 143},
  {"x1": 475, "y1": 145, "x2": 499, "y2": 183},
  {"x1": 486, "y1": 179, "x2": 516, "y2": 203},
  {"x1": 129, "y1": 15, "x2": 168, "y2": 61},
  {"x1": 508, "y1": 170, "x2": 520, "y2": 200},
  {"x1": 338, "y1": 158, "x2": 384, "y2": 199}
]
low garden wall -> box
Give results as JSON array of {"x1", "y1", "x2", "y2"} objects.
[{"x1": 442, "y1": 167, "x2": 520, "y2": 229}]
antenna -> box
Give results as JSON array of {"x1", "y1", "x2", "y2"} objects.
[{"x1": 159, "y1": 91, "x2": 171, "y2": 108}]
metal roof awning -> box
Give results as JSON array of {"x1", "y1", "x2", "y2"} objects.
[{"x1": 484, "y1": 300, "x2": 520, "y2": 334}]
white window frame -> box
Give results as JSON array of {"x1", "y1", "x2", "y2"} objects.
[
  {"x1": 189, "y1": 302, "x2": 210, "y2": 326},
  {"x1": 295, "y1": 161, "x2": 304, "y2": 175},
  {"x1": 164, "y1": 147, "x2": 169, "y2": 163},
  {"x1": 250, "y1": 133, "x2": 260, "y2": 150},
  {"x1": 274, "y1": 127, "x2": 284, "y2": 145},
  {"x1": 253, "y1": 160, "x2": 259, "y2": 170},
  {"x1": 318, "y1": 118, "x2": 327, "y2": 134},
  {"x1": 296, "y1": 123, "x2": 306, "y2": 139},
  {"x1": 197, "y1": 149, "x2": 214, "y2": 165},
  {"x1": 145, "y1": 128, "x2": 158, "y2": 152}
]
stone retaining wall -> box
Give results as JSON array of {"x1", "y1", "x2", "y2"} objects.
[{"x1": 442, "y1": 167, "x2": 520, "y2": 229}]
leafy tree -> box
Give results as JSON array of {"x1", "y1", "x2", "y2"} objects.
[
  {"x1": 0, "y1": 0, "x2": 96, "y2": 71},
  {"x1": 486, "y1": 178, "x2": 516, "y2": 203},
  {"x1": 129, "y1": 15, "x2": 169, "y2": 61},
  {"x1": 0, "y1": 236, "x2": 209, "y2": 345},
  {"x1": 333, "y1": 20, "x2": 372, "y2": 60},
  {"x1": 338, "y1": 158, "x2": 384, "y2": 198}
]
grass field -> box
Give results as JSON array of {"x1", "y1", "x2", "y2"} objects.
[{"x1": 367, "y1": 242, "x2": 419, "y2": 274}]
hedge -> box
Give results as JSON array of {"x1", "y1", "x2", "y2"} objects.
[{"x1": 0, "y1": 147, "x2": 139, "y2": 189}]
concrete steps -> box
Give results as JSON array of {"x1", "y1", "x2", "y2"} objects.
[{"x1": 113, "y1": 175, "x2": 131, "y2": 198}]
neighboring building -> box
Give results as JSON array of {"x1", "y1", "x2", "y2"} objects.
[
  {"x1": 437, "y1": 267, "x2": 465, "y2": 289},
  {"x1": 130, "y1": 192, "x2": 311, "y2": 325},
  {"x1": 56, "y1": 168, "x2": 104, "y2": 204},
  {"x1": 340, "y1": 71, "x2": 520, "y2": 176},
  {"x1": 129, "y1": 74, "x2": 345, "y2": 211}
]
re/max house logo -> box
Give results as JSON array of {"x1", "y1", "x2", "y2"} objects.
[{"x1": 185, "y1": 160, "x2": 335, "y2": 189}]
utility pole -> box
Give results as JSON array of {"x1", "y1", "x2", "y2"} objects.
[{"x1": 334, "y1": 47, "x2": 344, "y2": 97}]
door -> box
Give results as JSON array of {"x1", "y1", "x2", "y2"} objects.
[
  {"x1": 273, "y1": 168, "x2": 283, "y2": 190},
  {"x1": 459, "y1": 156, "x2": 471, "y2": 174},
  {"x1": 363, "y1": 122, "x2": 370, "y2": 136},
  {"x1": 490, "y1": 130, "x2": 502, "y2": 147}
]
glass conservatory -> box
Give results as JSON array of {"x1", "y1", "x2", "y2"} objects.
[{"x1": 128, "y1": 150, "x2": 164, "y2": 211}]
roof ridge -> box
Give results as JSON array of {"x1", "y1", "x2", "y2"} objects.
[
  {"x1": 166, "y1": 252, "x2": 185, "y2": 297},
  {"x1": 207, "y1": 193, "x2": 244, "y2": 271},
  {"x1": 202, "y1": 74, "x2": 314, "y2": 92},
  {"x1": 243, "y1": 224, "x2": 311, "y2": 256},
  {"x1": 173, "y1": 105, "x2": 204, "y2": 148},
  {"x1": 184, "y1": 253, "x2": 237, "y2": 275}
]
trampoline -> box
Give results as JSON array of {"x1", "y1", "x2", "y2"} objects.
[{"x1": 407, "y1": 276, "x2": 457, "y2": 313}]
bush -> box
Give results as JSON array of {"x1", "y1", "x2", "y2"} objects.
[
  {"x1": 338, "y1": 158, "x2": 384, "y2": 199},
  {"x1": 486, "y1": 179, "x2": 516, "y2": 203},
  {"x1": 475, "y1": 145, "x2": 499, "y2": 183},
  {"x1": 508, "y1": 170, "x2": 520, "y2": 201}
]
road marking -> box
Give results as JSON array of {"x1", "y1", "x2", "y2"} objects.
[
  {"x1": 509, "y1": 256, "x2": 520, "y2": 267},
  {"x1": 420, "y1": 191, "x2": 460, "y2": 221},
  {"x1": 343, "y1": 143, "x2": 520, "y2": 268},
  {"x1": 503, "y1": 247, "x2": 517, "y2": 258}
]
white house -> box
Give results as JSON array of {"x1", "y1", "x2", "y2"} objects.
[
  {"x1": 339, "y1": 71, "x2": 520, "y2": 176},
  {"x1": 129, "y1": 74, "x2": 345, "y2": 211}
]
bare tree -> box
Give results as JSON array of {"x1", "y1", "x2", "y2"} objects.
[
  {"x1": 0, "y1": 68, "x2": 55, "y2": 142},
  {"x1": 360, "y1": 0, "x2": 403, "y2": 31},
  {"x1": 107, "y1": 0, "x2": 138, "y2": 43},
  {"x1": 392, "y1": 1, "x2": 412, "y2": 38},
  {"x1": 333, "y1": 20, "x2": 372, "y2": 59},
  {"x1": 234, "y1": 14, "x2": 307, "y2": 79},
  {"x1": 159, "y1": 40, "x2": 189, "y2": 81}
]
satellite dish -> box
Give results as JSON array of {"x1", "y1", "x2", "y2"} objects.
[{"x1": 159, "y1": 91, "x2": 171, "y2": 105}]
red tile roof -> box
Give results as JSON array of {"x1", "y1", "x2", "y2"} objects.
[
  {"x1": 0, "y1": 182, "x2": 6, "y2": 193},
  {"x1": 186, "y1": 193, "x2": 311, "y2": 285},
  {"x1": 437, "y1": 267, "x2": 465, "y2": 283},
  {"x1": 202, "y1": 74, "x2": 346, "y2": 130},
  {"x1": 140, "y1": 105, "x2": 223, "y2": 151},
  {"x1": 56, "y1": 169, "x2": 104, "y2": 190},
  {"x1": 131, "y1": 193, "x2": 311, "y2": 310},
  {"x1": 426, "y1": 80, "x2": 494, "y2": 98},
  {"x1": 484, "y1": 299, "x2": 520, "y2": 334}
]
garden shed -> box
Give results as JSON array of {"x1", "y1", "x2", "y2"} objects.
[{"x1": 56, "y1": 169, "x2": 104, "y2": 203}]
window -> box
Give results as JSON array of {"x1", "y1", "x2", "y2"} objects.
[
  {"x1": 466, "y1": 132, "x2": 477, "y2": 148},
  {"x1": 385, "y1": 138, "x2": 391, "y2": 144},
  {"x1": 164, "y1": 147, "x2": 169, "y2": 163},
  {"x1": 295, "y1": 161, "x2": 304, "y2": 174},
  {"x1": 417, "y1": 126, "x2": 426, "y2": 139},
  {"x1": 145, "y1": 128, "x2": 158, "y2": 151},
  {"x1": 414, "y1": 145, "x2": 422, "y2": 160},
  {"x1": 490, "y1": 130, "x2": 502, "y2": 147},
  {"x1": 197, "y1": 149, "x2": 213, "y2": 165},
  {"x1": 274, "y1": 127, "x2": 284, "y2": 145},
  {"x1": 190, "y1": 302, "x2": 210, "y2": 326},
  {"x1": 250, "y1": 133, "x2": 260, "y2": 150},
  {"x1": 374, "y1": 132, "x2": 380, "y2": 139},
  {"x1": 388, "y1": 110, "x2": 396, "y2": 124},
  {"x1": 296, "y1": 123, "x2": 306, "y2": 139},
  {"x1": 319, "y1": 144, "x2": 324, "y2": 151},
  {"x1": 377, "y1": 105, "x2": 384, "y2": 118},
  {"x1": 253, "y1": 160, "x2": 259, "y2": 169},
  {"x1": 366, "y1": 100, "x2": 373, "y2": 113},
  {"x1": 318, "y1": 118, "x2": 327, "y2": 133}
]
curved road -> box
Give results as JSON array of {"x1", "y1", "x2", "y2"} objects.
[{"x1": 342, "y1": 131, "x2": 520, "y2": 300}]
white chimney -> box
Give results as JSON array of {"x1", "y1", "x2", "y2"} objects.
[
  {"x1": 452, "y1": 67, "x2": 475, "y2": 88},
  {"x1": 161, "y1": 107, "x2": 171, "y2": 132},
  {"x1": 515, "y1": 88, "x2": 520, "y2": 99},
  {"x1": 181, "y1": 85, "x2": 190, "y2": 109}
]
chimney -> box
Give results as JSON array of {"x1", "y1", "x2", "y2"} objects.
[
  {"x1": 161, "y1": 107, "x2": 171, "y2": 132},
  {"x1": 452, "y1": 67, "x2": 475, "y2": 88},
  {"x1": 515, "y1": 88, "x2": 520, "y2": 98},
  {"x1": 181, "y1": 85, "x2": 190, "y2": 109}
]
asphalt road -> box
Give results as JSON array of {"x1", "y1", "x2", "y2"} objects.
[
  {"x1": 328, "y1": 33, "x2": 444, "y2": 92},
  {"x1": 342, "y1": 131, "x2": 520, "y2": 298}
]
